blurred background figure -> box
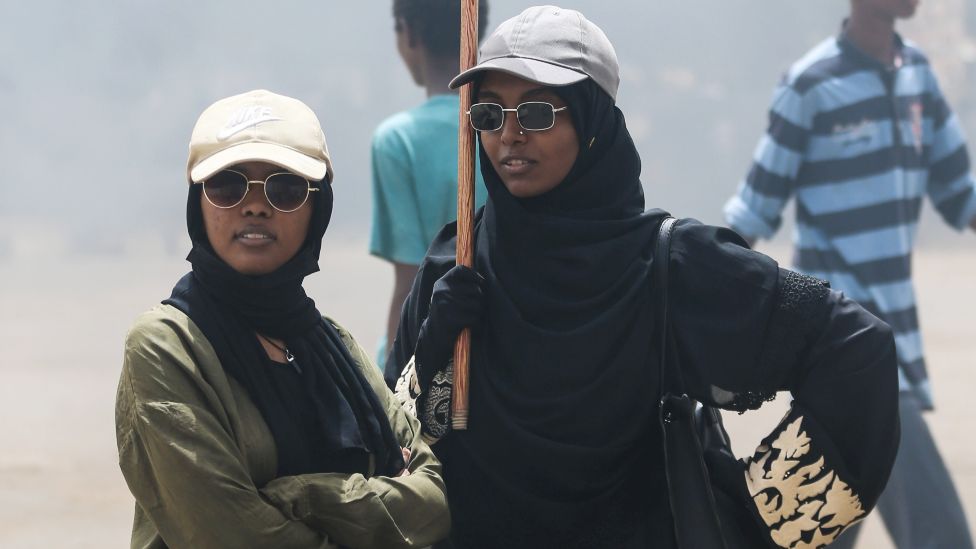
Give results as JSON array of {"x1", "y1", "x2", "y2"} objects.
[
  {"x1": 370, "y1": 0, "x2": 490, "y2": 371},
  {"x1": 724, "y1": 0, "x2": 976, "y2": 547}
]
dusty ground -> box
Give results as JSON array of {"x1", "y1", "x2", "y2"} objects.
[{"x1": 1, "y1": 242, "x2": 972, "y2": 547}]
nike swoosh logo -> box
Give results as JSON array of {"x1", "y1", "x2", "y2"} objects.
[{"x1": 216, "y1": 115, "x2": 283, "y2": 141}]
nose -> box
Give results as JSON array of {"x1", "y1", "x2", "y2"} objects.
[
  {"x1": 499, "y1": 109, "x2": 527, "y2": 146},
  {"x1": 241, "y1": 181, "x2": 273, "y2": 218}
]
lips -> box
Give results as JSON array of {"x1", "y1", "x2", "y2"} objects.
[
  {"x1": 500, "y1": 154, "x2": 536, "y2": 175},
  {"x1": 235, "y1": 225, "x2": 276, "y2": 243}
]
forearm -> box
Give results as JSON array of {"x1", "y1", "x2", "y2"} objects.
[
  {"x1": 711, "y1": 293, "x2": 899, "y2": 549},
  {"x1": 789, "y1": 293, "x2": 900, "y2": 496},
  {"x1": 265, "y1": 324, "x2": 451, "y2": 548},
  {"x1": 118, "y1": 331, "x2": 338, "y2": 549},
  {"x1": 120, "y1": 404, "x2": 334, "y2": 548},
  {"x1": 262, "y1": 400, "x2": 449, "y2": 548},
  {"x1": 262, "y1": 453, "x2": 448, "y2": 548},
  {"x1": 142, "y1": 477, "x2": 333, "y2": 549},
  {"x1": 665, "y1": 230, "x2": 895, "y2": 547},
  {"x1": 756, "y1": 283, "x2": 899, "y2": 498}
]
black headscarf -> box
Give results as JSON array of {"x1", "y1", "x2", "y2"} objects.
[
  {"x1": 392, "y1": 79, "x2": 672, "y2": 546},
  {"x1": 165, "y1": 180, "x2": 404, "y2": 478}
]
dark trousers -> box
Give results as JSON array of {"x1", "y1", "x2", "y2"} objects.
[{"x1": 831, "y1": 392, "x2": 973, "y2": 549}]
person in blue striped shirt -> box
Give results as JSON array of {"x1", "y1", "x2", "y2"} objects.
[{"x1": 724, "y1": 0, "x2": 976, "y2": 547}]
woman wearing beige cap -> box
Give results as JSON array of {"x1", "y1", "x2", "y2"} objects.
[
  {"x1": 386, "y1": 6, "x2": 900, "y2": 549},
  {"x1": 115, "y1": 89, "x2": 448, "y2": 548}
]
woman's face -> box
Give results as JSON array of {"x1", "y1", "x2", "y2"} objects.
[
  {"x1": 477, "y1": 71, "x2": 579, "y2": 198},
  {"x1": 200, "y1": 161, "x2": 313, "y2": 275}
]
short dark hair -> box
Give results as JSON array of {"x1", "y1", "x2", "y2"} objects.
[{"x1": 393, "y1": 0, "x2": 490, "y2": 57}]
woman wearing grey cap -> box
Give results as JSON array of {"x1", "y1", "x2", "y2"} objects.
[
  {"x1": 387, "y1": 6, "x2": 900, "y2": 549},
  {"x1": 115, "y1": 90, "x2": 449, "y2": 548}
]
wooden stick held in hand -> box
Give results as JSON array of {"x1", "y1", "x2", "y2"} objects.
[{"x1": 452, "y1": 0, "x2": 478, "y2": 430}]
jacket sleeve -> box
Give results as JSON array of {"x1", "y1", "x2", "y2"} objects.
[
  {"x1": 260, "y1": 322, "x2": 450, "y2": 549},
  {"x1": 734, "y1": 290, "x2": 899, "y2": 549},
  {"x1": 724, "y1": 80, "x2": 813, "y2": 240},
  {"x1": 115, "y1": 316, "x2": 335, "y2": 549},
  {"x1": 669, "y1": 219, "x2": 900, "y2": 549},
  {"x1": 924, "y1": 71, "x2": 976, "y2": 230}
]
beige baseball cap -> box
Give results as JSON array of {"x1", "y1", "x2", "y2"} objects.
[{"x1": 186, "y1": 89, "x2": 333, "y2": 184}]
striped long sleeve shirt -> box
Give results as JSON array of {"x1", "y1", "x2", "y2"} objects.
[{"x1": 724, "y1": 32, "x2": 976, "y2": 409}]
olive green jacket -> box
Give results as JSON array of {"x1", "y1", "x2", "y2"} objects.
[{"x1": 115, "y1": 304, "x2": 449, "y2": 548}]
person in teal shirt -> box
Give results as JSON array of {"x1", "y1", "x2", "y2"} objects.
[{"x1": 371, "y1": 0, "x2": 489, "y2": 369}]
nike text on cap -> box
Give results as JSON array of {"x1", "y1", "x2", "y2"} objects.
[
  {"x1": 186, "y1": 89, "x2": 333, "y2": 184},
  {"x1": 449, "y1": 5, "x2": 620, "y2": 101}
]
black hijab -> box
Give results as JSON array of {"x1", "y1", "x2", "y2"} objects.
[
  {"x1": 165, "y1": 180, "x2": 404, "y2": 478},
  {"x1": 393, "y1": 79, "x2": 672, "y2": 546}
]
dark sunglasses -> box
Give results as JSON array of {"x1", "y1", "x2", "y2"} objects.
[
  {"x1": 467, "y1": 102, "x2": 569, "y2": 132},
  {"x1": 197, "y1": 170, "x2": 320, "y2": 213}
]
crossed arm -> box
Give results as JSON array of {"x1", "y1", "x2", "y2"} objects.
[{"x1": 116, "y1": 313, "x2": 448, "y2": 548}]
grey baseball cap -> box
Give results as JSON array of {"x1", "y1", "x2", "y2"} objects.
[{"x1": 449, "y1": 5, "x2": 620, "y2": 101}]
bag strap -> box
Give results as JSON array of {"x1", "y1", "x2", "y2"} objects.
[
  {"x1": 654, "y1": 216, "x2": 679, "y2": 398},
  {"x1": 654, "y1": 217, "x2": 730, "y2": 549}
]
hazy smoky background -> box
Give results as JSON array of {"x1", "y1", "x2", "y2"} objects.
[
  {"x1": 2, "y1": 0, "x2": 974, "y2": 262},
  {"x1": 1, "y1": 2, "x2": 975, "y2": 546}
]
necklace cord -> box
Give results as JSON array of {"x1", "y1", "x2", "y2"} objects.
[
  {"x1": 257, "y1": 333, "x2": 300, "y2": 372},
  {"x1": 257, "y1": 332, "x2": 287, "y2": 353}
]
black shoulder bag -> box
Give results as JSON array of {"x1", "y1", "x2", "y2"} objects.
[{"x1": 655, "y1": 217, "x2": 761, "y2": 549}]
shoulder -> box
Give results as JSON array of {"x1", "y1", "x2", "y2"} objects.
[
  {"x1": 324, "y1": 316, "x2": 361, "y2": 355},
  {"x1": 371, "y1": 110, "x2": 417, "y2": 161},
  {"x1": 372, "y1": 99, "x2": 451, "y2": 144},
  {"x1": 900, "y1": 39, "x2": 931, "y2": 67},
  {"x1": 121, "y1": 304, "x2": 218, "y2": 399},
  {"x1": 373, "y1": 110, "x2": 413, "y2": 140},
  {"x1": 324, "y1": 316, "x2": 382, "y2": 378},
  {"x1": 782, "y1": 36, "x2": 849, "y2": 95},
  {"x1": 373, "y1": 98, "x2": 458, "y2": 146},
  {"x1": 671, "y1": 218, "x2": 778, "y2": 290},
  {"x1": 900, "y1": 41, "x2": 941, "y2": 91},
  {"x1": 425, "y1": 206, "x2": 485, "y2": 254},
  {"x1": 414, "y1": 209, "x2": 482, "y2": 283},
  {"x1": 125, "y1": 303, "x2": 196, "y2": 344},
  {"x1": 124, "y1": 304, "x2": 197, "y2": 362},
  {"x1": 370, "y1": 107, "x2": 431, "y2": 171}
]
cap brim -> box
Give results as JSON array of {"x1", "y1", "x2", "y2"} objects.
[
  {"x1": 189, "y1": 141, "x2": 331, "y2": 184},
  {"x1": 449, "y1": 57, "x2": 588, "y2": 91}
]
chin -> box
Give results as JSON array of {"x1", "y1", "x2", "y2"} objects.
[
  {"x1": 896, "y1": 0, "x2": 919, "y2": 17},
  {"x1": 502, "y1": 180, "x2": 543, "y2": 198},
  {"x1": 497, "y1": 173, "x2": 548, "y2": 198},
  {"x1": 227, "y1": 258, "x2": 279, "y2": 276},
  {"x1": 409, "y1": 70, "x2": 424, "y2": 87}
]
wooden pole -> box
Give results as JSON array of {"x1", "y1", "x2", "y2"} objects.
[{"x1": 452, "y1": 0, "x2": 478, "y2": 430}]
